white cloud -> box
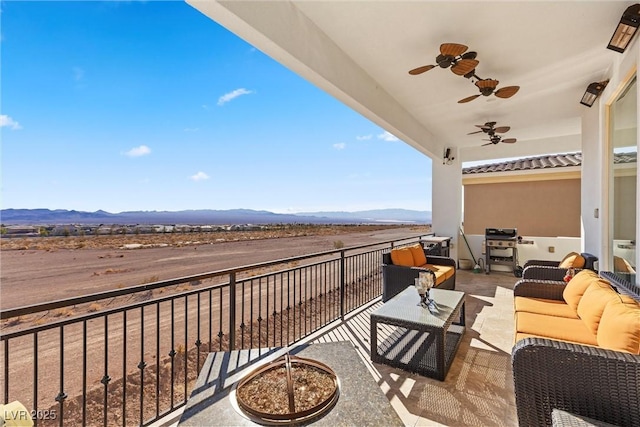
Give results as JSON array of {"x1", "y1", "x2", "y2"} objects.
[
  {"x1": 190, "y1": 171, "x2": 209, "y2": 182},
  {"x1": 0, "y1": 115, "x2": 22, "y2": 130},
  {"x1": 377, "y1": 131, "x2": 399, "y2": 142},
  {"x1": 217, "y1": 88, "x2": 254, "y2": 106},
  {"x1": 333, "y1": 143, "x2": 346, "y2": 150},
  {"x1": 356, "y1": 134, "x2": 372, "y2": 140},
  {"x1": 123, "y1": 145, "x2": 151, "y2": 157}
]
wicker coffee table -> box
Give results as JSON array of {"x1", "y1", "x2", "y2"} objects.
[{"x1": 370, "y1": 287, "x2": 466, "y2": 381}]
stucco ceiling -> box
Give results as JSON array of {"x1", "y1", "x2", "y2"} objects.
[{"x1": 188, "y1": 1, "x2": 635, "y2": 162}]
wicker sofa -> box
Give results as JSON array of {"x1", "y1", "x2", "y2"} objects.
[
  {"x1": 381, "y1": 243, "x2": 455, "y2": 302},
  {"x1": 522, "y1": 252, "x2": 598, "y2": 281},
  {"x1": 512, "y1": 270, "x2": 640, "y2": 427}
]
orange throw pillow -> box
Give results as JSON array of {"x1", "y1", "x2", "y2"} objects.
[
  {"x1": 390, "y1": 247, "x2": 414, "y2": 267},
  {"x1": 558, "y1": 252, "x2": 586, "y2": 269},
  {"x1": 408, "y1": 244, "x2": 427, "y2": 267}
]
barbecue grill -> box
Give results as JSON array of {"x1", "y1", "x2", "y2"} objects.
[{"x1": 485, "y1": 228, "x2": 518, "y2": 274}]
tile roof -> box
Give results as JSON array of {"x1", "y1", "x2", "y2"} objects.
[{"x1": 462, "y1": 152, "x2": 637, "y2": 175}]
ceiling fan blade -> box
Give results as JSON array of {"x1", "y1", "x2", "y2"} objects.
[
  {"x1": 475, "y1": 79, "x2": 499, "y2": 90},
  {"x1": 501, "y1": 138, "x2": 517, "y2": 143},
  {"x1": 451, "y1": 59, "x2": 479, "y2": 76},
  {"x1": 440, "y1": 43, "x2": 467, "y2": 57},
  {"x1": 494, "y1": 126, "x2": 510, "y2": 133},
  {"x1": 495, "y1": 86, "x2": 520, "y2": 98},
  {"x1": 481, "y1": 142, "x2": 494, "y2": 146},
  {"x1": 458, "y1": 94, "x2": 480, "y2": 103},
  {"x1": 408, "y1": 64, "x2": 436, "y2": 75},
  {"x1": 467, "y1": 130, "x2": 484, "y2": 135}
]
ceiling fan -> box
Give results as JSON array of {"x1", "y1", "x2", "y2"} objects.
[
  {"x1": 408, "y1": 43, "x2": 479, "y2": 76},
  {"x1": 467, "y1": 121, "x2": 510, "y2": 135},
  {"x1": 458, "y1": 71, "x2": 520, "y2": 103},
  {"x1": 482, "y1": 134, "x2": 517, "y2": 146}
]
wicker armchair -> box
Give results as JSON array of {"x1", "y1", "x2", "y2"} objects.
[
  {"x1": 522, "y1": 252, "x2": 598, "y2": 281},
  {"x1": 512, "y1": 273, "x2": 640, "y2": 427},
  {"x1": 381, "y1": 252, "x2": 455, "y2": 302}
]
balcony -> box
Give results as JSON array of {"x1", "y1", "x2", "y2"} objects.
[
  {"x1": 284, "y1": 269, "x2": 518, "y2": 427},
  {"x1": 1, "y1": 233, "x2": 521, "y2": 427}
]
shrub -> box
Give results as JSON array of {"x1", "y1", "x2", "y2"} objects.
[{"x1": 333, "y1": 240, "x2": 345, "y2": 249}]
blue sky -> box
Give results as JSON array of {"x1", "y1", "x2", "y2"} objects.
[{"x1": 1, "y1": 1, "x2": 432, "y2": 214}]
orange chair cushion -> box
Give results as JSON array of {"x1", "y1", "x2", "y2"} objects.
[
  {"x1": 597, "y1": 295, "x2": 640, "y2": 354},
  {"x1": 514, "y1": 296, "x2": 579, "y2": 319},
  {"x1": 576, "y1": 281, "x2": 620, "y2": 335},
  {"x1": 563, "y1": 269, "x2": 600, "y2": 312},
  {"x1": 425, "y1": 263, "x2": 455, "y2": 280},
  {"x1": 558, "y1": 252, "x2": 586, "y2": 269},
  {"x1": 418, "y1": 264, "x2": 453, "y2": 286},
  {"x1": 390, "y1": 247, "x2": 414, "y2": 267},
  {"x1": 408, "y1": 244, "x2": 427, "y2": 267},
  {"x1": 515, "y1": 312, "x2": 598, "y2": 346}
]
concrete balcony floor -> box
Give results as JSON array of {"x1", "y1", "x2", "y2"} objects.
[
  {"x1": 162, "y1": 269, "x2": 519, "y2": 427},
  {"x1": 307, "y1": 269, "x2": 519, "y2": 427}
]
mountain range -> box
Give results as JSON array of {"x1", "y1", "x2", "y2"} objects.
[{"x1": 1, "y1": 208, "x2": 431, "y2": 225}]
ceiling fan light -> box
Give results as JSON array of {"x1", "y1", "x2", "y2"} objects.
[{"x1": 607, "y1": 3, "x2": 640, "y2": 53}]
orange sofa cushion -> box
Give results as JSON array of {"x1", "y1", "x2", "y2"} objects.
[
  {"x1": 408, "y1": 244, "x2": 427, "y2": 266},
  {"x1": 558, "y1": 252, "x2": 586, "y2": 269},
  {"x1": 514, "y1": 296, "x2": 579, "y2": 319},
  {"x1": 563, "y1": 269, "x2": 600, "y2": 312},
  {"x1": 597, "y1": 295, "x2": 640, "y2": 354},
  {"x1": 576, "y1": 281, "x2": 620, "y2": 335},
  {"x1": 390, "y1": 247, "x2": 414, "y2": 267},
  {"x1": 515, "y1": 311, "x2": 598, "y2": 346}
]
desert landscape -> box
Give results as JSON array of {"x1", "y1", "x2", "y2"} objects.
[
  {"x1": 1, "y1": 224, "x2": 429, "y2": 310},
  {"x1": 1, "y1": 224, "x2": 430, "y2": 426}
]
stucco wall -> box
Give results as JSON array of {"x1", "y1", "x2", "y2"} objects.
[{"x1": 464, "y1": 178, "x2": 581, "y2": 237}]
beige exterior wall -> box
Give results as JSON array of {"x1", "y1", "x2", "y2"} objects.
[{"x1": 463, "y1": 178, "x2": 581, "y2": 237}]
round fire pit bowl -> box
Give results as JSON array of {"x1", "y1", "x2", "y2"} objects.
[{"x1": 230, "y1": 353, "x2": 340, "y2": 425}]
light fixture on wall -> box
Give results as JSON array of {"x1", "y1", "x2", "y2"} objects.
[
  {"x1": 607, "y1": 3, "x2": 640, "y2": 53},
  {"x1": 443, "y1": 147, "x2": 455, "y2": 165},
  {"x1": 580, "y1": 80, "x2": 609, "y2": 107}
]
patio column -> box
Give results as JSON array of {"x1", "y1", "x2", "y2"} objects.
[
  {"x1": 581, "y1": 99, "x2": 607, "y2": 268},
  {"x1": 432, "y1": 148, "x2": 462, "y2": 263}
]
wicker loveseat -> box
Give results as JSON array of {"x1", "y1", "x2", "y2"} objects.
[
  {"x1": 512, "y1": 270, "x2": 640, "y2": 426},
  {"x1": 522, "y1": 251, "x2": 598, "y2": 281},
  {"x1": 381, "y1": 243, "x2": 455, "y2": 302}
]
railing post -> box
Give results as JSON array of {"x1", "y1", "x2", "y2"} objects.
[
  {"x1": 229, "y1": 272, "x2": 236, "y2": 350},
  {"x1": 340, "y1": 250, "x2": 345, "y2": 321}
]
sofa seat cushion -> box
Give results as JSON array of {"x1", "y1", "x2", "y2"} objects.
[
  {"x1": 408, "y1": 244, "x2": 427, "y2": 266},
  {"x1": 390, "y1": 247, "x2": 414, "y2": 267},
  {"x1": 514, "y1": 296, "x2": 579, "y2": 319},
  {"x1": 576, "y1": 281, "x2": 620, "y2": 335},
  {"x1": 416, "y1": 264, "x2": 454, "y2": 286},
  {"x1": 563, "y1": 270, "x2": 601, "y2": 312},
  {"x1": 597, "y1": 295, "x2": 640, "y2": 354},
  {"x1": 515, "y1": 312, "x2": 598, "y2": 346}
]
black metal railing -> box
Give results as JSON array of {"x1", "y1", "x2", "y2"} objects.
[{"x1": 0, "y1": 233, "x2": 430, "y2": 426}]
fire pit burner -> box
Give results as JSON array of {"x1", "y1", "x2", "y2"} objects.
[{"x1": 231, "y1": 353, "x2": 340, "y2": 425}]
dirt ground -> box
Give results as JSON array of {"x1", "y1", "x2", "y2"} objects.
[
  {"x1": 1, "y1": 224, "x2": 430, "y2": 426},
  {"x1": 0, "y1": 225, "x2": 430, "y2": 311}
]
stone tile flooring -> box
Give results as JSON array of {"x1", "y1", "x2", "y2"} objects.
[{"x1": 308, "y1": 270, "x2": 519, "y2": 427}]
